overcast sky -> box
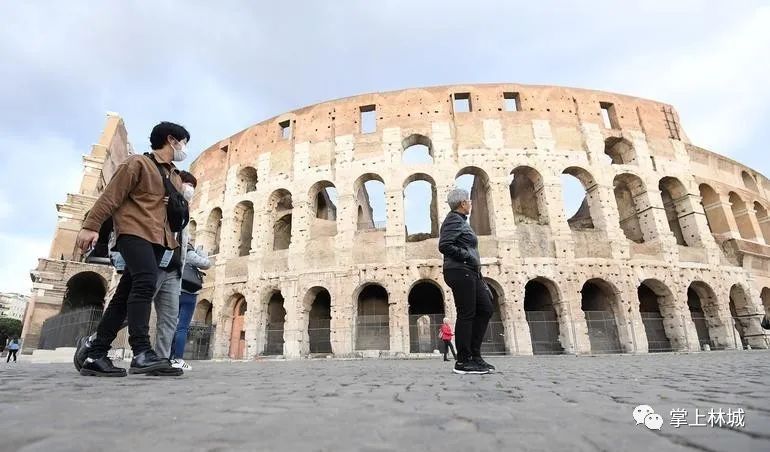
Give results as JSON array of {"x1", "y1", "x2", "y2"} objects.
[{"x1": 1, "y1": 1, "x2": 768, "y2": 294}]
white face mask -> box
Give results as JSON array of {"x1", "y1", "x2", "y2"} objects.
[
  {"x1": 182, "y1": 184, "x2": 194, "y2": 202},
  {"x1": 171, "y1": 139, "x2": 187, "y2": 162}
]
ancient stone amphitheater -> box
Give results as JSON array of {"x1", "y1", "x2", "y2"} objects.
[{"x1": 23, "y1": 83, "x2": 770, "y2": 359}]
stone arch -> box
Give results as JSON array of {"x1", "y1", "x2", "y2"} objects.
[
  {"x1": 729, "y1": 192, "x2": 757, "y2": 240},
  {"x1": 268, "y1": 189, "x2": 293, "y2": 250},
  {"x1": 61, "y1": 272, "x2": 107, "y2": 313},
  {"x1": 193, "y1": 299, "x2": 213, "y2": 325},
  {"x1": 761, "y1": 287, "x2": 770, "y2": 319},
  {"x1": 455, "y1": 166, "x2": 493, "y2": 235},
  {"x1": 687, "y1": 281, "x2": 721, "y2": 349},
  {"x1": 264, "y1": 291, "x2": 286, "y2": 355},
  {"x1": 637, "y1": 279, "x2": 677, "y2": 352},
  {"x1": 698, "y1": 184, "x2": 730, "y2": 234},
  {"x1": 753, "y1": 202, "x2": 770, "y2": 243},
  {"x1": 402, "y1": 134, "x2": 433, "y2": 164},
  {"x1": 227, "y1": 294, "x2": 247, "y2": 359},
  {"x1": 659, "y1": 177, "x2": 693, "y2": 246},
  {"x1": 524, "y1": 277, "x2": 565, "y2": 354},
  {"x1": 407, "y1": 279, "x2": 445, "y2": 353},
  {"x1": 562, "y1": 166, "x2": 601, "y2": 230},
  {"x1": 205, "y1": 208, "x2": 223, "y2": 255},
  {"x1": 613, "y1": 173, "x2": 653, "y2": 243},
  {"x1": 742, "y1": 171, "x2": 758, "y2": 192},
  {"x1": 510, "y1": 166, "x2": 548, "y2": 225},
  {"x1": 481, "y1": 277, "x2": 507, "y2": 355},
  {"x1": 355, "y1": 283, "x2": 390, "y2": 350},
  {"x1": 729, "y1": 284, "x2": 753, "y2": 348},
  {"x1": 354, "y1": 173, "x2": 386, "y2": 231},
  {"x1": 303, "y1": 286, "x2": 332, "y2": 354},
  {"x1": 580, "y1": 278, "x2": 623, "y2": 353},
  {"x1": 403, "y1": 173, "x2": 439, "y2": 241},
  {"x1": 233, "y1": 201, "x2": 254, "y2": 256},
  {"x1": 235, "y1": 166, "x2": 258, "y2": 195},
  {"x1": 308, "y1": 180, "x2": 338, "y2": 238},
  {"x1": 604, "y1": 137, "x2": 636, "y2": 165}
]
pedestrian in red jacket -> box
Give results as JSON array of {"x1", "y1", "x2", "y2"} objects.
[{"x1": 439, "y1": 317, "x2": 457, "y2": 361}]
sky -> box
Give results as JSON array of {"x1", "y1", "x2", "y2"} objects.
[{"x1": 1, "y1": 1, "x2": 769, "y2": 294}]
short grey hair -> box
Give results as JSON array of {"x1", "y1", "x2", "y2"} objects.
[{"x1": 447, "y1": 188, "x2": 470, "y2": 210}]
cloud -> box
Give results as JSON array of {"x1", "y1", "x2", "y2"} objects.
[{"x1": 0, "y1": 233, "x2": 49, "y2": 294}]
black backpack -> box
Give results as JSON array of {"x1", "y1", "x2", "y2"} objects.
[{"x1": 145, "y1": 153, "x2": 189, "y2": 233}]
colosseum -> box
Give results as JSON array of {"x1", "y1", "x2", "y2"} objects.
[{"x1": 22, "y1": 83, "x2": 770, "y2": 359}]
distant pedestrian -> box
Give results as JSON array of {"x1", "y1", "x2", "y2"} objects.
[
  {"x1": 6, "y1": 339, "x2": 20, "y2": 363},
  {"x1": 439, "y1": 188, "x2": 495, "y2": 375},
  {"x1": 439, "y1": 318, "x2": 457, "y2": 361}
]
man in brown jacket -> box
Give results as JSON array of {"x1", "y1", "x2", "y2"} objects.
[{"x1": 75, "y1": 121, "x2": 190, "y2": 377}]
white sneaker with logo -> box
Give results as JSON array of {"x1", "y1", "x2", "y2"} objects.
[{"x1": 170, "y1": 359, "x2": 192, "y2": 370}]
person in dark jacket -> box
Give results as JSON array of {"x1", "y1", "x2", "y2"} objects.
[{"x1": 438, "y1": 188, "x2": 495, "y2": 374}]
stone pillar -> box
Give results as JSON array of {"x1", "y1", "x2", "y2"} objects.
[
  {"x1": 491, "y1": 179, "x2": 519, "y2": 264},
  {"x1": 389, "y1": 282, "x2": 409, "y2": 355},
  {"x1": 334, "y1": 193, "x2": 356, "y2": 267},
  {"x1": 593, "y1": 182, "x2": 630, "y2": 260},
  {"x1": 282, "y1": 280, "x2": 302, "y2": 358},
  {"x1": 330, "y1": 275, "x2": 354, "y2": 355},
  {"x1": 385, "y1": 188, "x2": 406, "y2": 264}
]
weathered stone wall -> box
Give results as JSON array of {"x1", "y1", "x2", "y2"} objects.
[{"x1": 185, "y1": 84, "x2": 770, "y2": 358}]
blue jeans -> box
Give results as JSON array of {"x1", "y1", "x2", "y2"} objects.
[{"x1": 170, "y1": 292, "x2": 197, "y2": 359}]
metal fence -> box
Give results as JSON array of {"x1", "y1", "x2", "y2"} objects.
[
  {"x1": 356, "y1": 221, "x2": 387, "y2": 232},
  {"x1": 355, "y1": 314, "x2": 390, "y2": 350},
  {"x1": 38, "y1": 307, "x2": 102, "y2": 350},
  {"x1": 185, "y1": 323, "x2": 215, "y2": 360},
  {"x1": 583, "y1": 310, "x2": 624, "y2": 354},
  {"x1": 264, "y1": 323, "x2": 285, "y2": 355},
  {"x1": 308, "y1": 318, "x2": 332, "y2": 354},
  {"x1": 524, "y1": 312, "x2": 564, "y2": 355},
  {"x1": 640, "y1": 312, "x2": 672, "y2": 352},
  {"x1": 408, "y1": 314, "x2": 444, "y2": 353}
]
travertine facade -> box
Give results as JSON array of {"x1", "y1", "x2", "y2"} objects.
[{"x1": 23, "y1": 84, "x2": 770, "y2": 357}]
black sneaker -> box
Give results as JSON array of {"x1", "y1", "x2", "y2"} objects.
[
  {"x1": 73, "y1": 334, "x2": 95, "y2": 372},
  {"x1": 473, "y1": 356, "x2": 496, "y2": 372},
  {"x1": 129, "y1": 350, "x2": 173, "y2": 374},
  {"x1": 145, "y1": 367, "x2": 184, "y2": 377},
  {"x1": 79, "y1": 356, "x2": 127, "y2": 377},
  {"x1": 453, "y1": 360, "x2": 490, "y2": 375}
]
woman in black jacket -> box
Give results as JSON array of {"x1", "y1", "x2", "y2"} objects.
[{"x1": 438, "y1": 188, "x2": 495, "y2": 375}]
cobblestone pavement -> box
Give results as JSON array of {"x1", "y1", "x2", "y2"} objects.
[{"x1": 1, "y1": 351, "x2": 769, "y2": 452}]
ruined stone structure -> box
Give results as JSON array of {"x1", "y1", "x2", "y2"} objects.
[{"x1": 22, "y1": 84, "x2": 770, "y2": 358}]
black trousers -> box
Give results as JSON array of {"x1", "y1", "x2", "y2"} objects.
[
  {"x1": 89, "y1": 235, "x2": 165, "y2": 358},
  {"x1": 443, "y1": 268, "x2": 493, "y2": 362},
  {"x1": 442, "y1": 340, "x2": 457, "y2": 360},
  {"x1": 6, "y1": 350, "x2": 17, "y2": 362}
]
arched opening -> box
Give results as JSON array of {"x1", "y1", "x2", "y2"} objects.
[
  {"x1": 561, "y1": 167, "x2": 601, "y2": 230},
  {"x1": 309, "y1": 181, "x2": 338, "y2": 238},
  {"x1": 193, "y1": 299, "x2": 213, "y2": 325},
  {"x1": 402, "y1": 134, "x2": 433, "y2": 164},
  {"x1": 408, "y1": 281, "x2": 444, "y2": 353},
  {"x1": 403, "y1": 174, "x2": 439, "y2": 241},
  {"x1": 236, "y1": 166, "x2": 258, "y2": 194},
  {"x1": 580, "y1": 279, "x2": 622, "y2": 353},
  {"x1": 613, "y1": 173, "x2": 650, "y2": 243},
  {"x1": 637, "y1": 281, "x2": 674, "y2": 352},
  {"x1": 742, "y1": 171, "x2": 758, "y2": 192},
  {"x1": 687, "y1": 282, "x2": 719, "y2": 349},
  {"x1": 510, "y1": 166, "x2": 548, "y2": 225},
  {"x1": 481, "y1": 279, "x2": 507, "y2": 355},
  {"x1": 228, "y1": 295, "x2": 247, "y2": 359},
  {"x1": 206, "y1": 208, "x2": 223, "y2": 255},
  {"x1": 455, "y1": 167, "x2": 493, "y2": 235},
  {"x1": 754, "y1": 202, "x2": 770, "y2": 243},
  {"x1": 269, "y1": 189, "x2": 293, "y2": 250},
  {"x1": 604, "y1": 137, "x2": 636, "y2": 165},
  {"x1": 698, "y1": 184, "x2": 730, "y2": 234},
  {"x1": 659, "y1": 177, "x2": 691, "y2": 246},
  {"x1": 354, "y1": 174, "x2": 386, "y2": 231},
  {"x1": 355, "y1": 284, "x2": 389, "y2": 350},
  {"x1": 265, "y1": 292, "x2": 286, "y2": 355},
  {"x1": 234, "y1": 201, "x2": 254, "y2": 256},
  {"x1": 307, "y1": 287, "x2": 332, "y2": 354},
  {"x1": 61, "y1": 272, "x2": 106, "y2": 313},
  {"x1": 524, "y1": 278, "x2": 564, "y2": 354},
  {"x1": 761, "y1": 288, "x2": 770, "y2": 319},
  {"x1": 729, "y1": 284, "x2": 752, "y2": 348},
  {"x1": 729, "y1": 192, "x2": 756, "y2": 240}
]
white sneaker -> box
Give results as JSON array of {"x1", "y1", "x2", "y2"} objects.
[{"x1": 170, "y1": 359, "x2": 192, "y2": 370}]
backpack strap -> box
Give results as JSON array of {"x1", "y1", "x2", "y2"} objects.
[{"x1": 144, "y1": 152, "x2": 178, "y2": 196}]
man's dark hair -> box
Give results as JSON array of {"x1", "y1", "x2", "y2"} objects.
[
  {"x1": 150, "y1": 122, "x2": 190, "y2": 150},
  {"x1": 180, "y1": 170, "x2": 198, "y2": 188}
]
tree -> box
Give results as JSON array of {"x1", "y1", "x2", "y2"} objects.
[{"x1": 0, "y1": 317, "x2": 23, "y2": 347}]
